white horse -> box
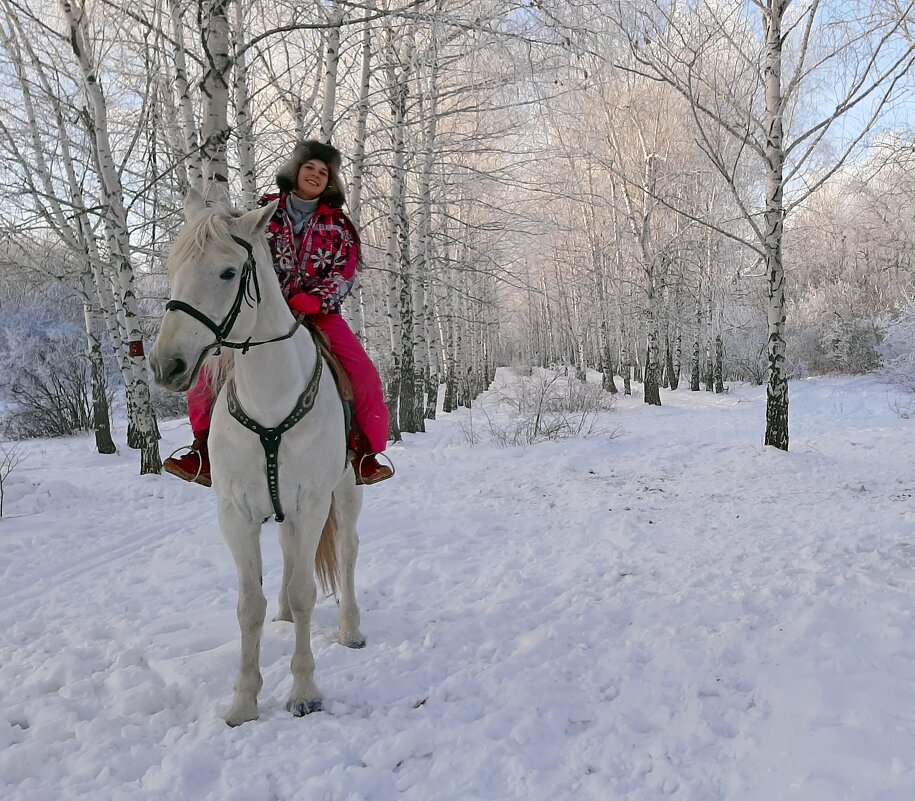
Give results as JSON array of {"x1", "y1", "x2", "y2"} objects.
[{"x1": 150, "y1": 190, "x2": 365, "y2": 726}]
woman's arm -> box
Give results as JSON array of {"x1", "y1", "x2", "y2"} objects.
[{"x1": 299, "y1": 213, "x2": 359, "y2": 314}]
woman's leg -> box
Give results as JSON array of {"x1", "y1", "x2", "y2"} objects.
[
  {"x1": 163, "y1": 366, "x2": 214, "y2": 486},
  {"x1": 187, "y1": 366, "x2": 214, "y2": 436},
  {"x1": 310, "y1": 314, "x2": 389, "y2": 453}
]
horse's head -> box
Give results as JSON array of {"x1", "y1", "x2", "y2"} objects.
[{"x1": 150, "y1": 190, "x2": 279, "y2": 392}]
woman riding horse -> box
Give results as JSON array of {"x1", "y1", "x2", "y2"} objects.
[
  {"x1": 152, "y1": 187, "x2": 368, "y2": 725},
  {"x1": 164, "y1": 140, "x2": 392, "y2": 488}
]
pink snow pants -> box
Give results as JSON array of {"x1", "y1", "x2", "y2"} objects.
[{"x1": 188, "y1": 313, "x2": 389, "y2": 453}]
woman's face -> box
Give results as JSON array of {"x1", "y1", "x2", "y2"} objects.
[{"x1": 294, "y1": 159, "x2": 330, "y2": 200}]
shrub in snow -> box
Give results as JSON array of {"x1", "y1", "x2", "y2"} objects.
[
  {"x1": 725, "y1": 337, "x2": 768, "y2": 385},
  {"x1": 879, "y1": 302, "x2": 915, "y2": 391},
  {"x1": 149, "y1": 383, "x2": 188, "y2": 421},
  {"x1": 790, "y1": 282, "x2": 884, "y2": 376},
  {"x1": 722, "y1": 299, "x2": 769, "y2": 385},
  {"x1": 0, "y1": 441, "x2": 25, "y2": 517},
  {"x1": 473, "y1": 369, "x2": 617, "y2": 446},
  {"x1": 0, "y1": 297, "x2": 111, "y2": 439}
]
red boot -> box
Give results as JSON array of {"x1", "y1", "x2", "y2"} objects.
[
  {"x1": 163, "y1": 430, "x2": 212, "y2": 487},
  {"x1": 349, "y1": 430, "x2": 393, "y2": 486},
  {"x1": 354, "y1": 453, "x2": 394, "y2": 486}
]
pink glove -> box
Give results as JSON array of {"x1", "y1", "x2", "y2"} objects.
[{"x1": 288, "y1": 292, "x2": 322, "y2": 316}]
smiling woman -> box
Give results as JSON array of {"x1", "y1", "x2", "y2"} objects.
[{"x1": 294, "y1": 159, "x2": 329, "y2": 200}]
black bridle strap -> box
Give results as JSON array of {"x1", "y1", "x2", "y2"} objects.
[
  {"x1": 225, "y1": 338, "x2": 324, "y2": 522},
  {"x1": 164, "y1": 235, "x2": 298, "y2": 354},
  {"x1": 165, "y1": 235, "x2": 256, "y2": 340},
  {"x1": 218, "y1": 319, "x2": 301, "y2": 354}
]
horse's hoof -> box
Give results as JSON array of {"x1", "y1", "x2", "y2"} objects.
[
  {"x1": 274, "y1": 611, "x2": 293, "y2": 623},
  {"x1": 224, "y1": 704, "x2": 258, "y2": 727},
  {"x1": 286, "y1": 698, "x2": 323, "y2": 716},
  {"x1": 340, "y1": 635, "x2": 366, "y2": 649}
]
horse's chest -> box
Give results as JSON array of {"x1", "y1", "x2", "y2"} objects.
[{"x1": 211, "y1": 428, "x2": 341, "y2": 521}]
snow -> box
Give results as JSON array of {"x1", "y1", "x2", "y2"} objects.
[{"x1": 2, "y1": 372, "x2": 914, "y2": 801}]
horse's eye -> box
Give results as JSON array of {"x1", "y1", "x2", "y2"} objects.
[{"x1": 220, "y1": 268, "x2": 237, "y2": 280}]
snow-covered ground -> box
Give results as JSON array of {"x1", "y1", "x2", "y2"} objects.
[{"x1": 2, "y1": 372, "x2": 914, "y2": 801}]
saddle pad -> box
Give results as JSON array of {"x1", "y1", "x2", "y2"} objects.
[{"x1": 300, "y1": 318, "x2": 355, "y2": 403}]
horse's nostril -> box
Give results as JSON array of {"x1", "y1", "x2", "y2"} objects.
[{"x1": 172, "y1": 358, "x2": 187, "y2": 378}]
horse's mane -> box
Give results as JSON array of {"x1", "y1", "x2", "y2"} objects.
[
  {"x1": 203, "y1": 349, "x2": 235, "y2": 395},
  {"x1": 166, "y1": 205, "x2": 244, "y2": 279}
]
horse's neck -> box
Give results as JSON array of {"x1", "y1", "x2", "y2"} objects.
[{"x1": 230, "y1": 258, "x2": 316, "y2": 428}]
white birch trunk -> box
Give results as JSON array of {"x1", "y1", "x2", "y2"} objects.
[
  {"x1": 673, "y1": 326, "x2": 682, "y2": 390},
  {"x1": 199, "y1": 0, "x2": 232, "y2": 203},
  {"x1": 80, "y1": 270, "x2": 116, "y2": 454},
  {"x1": 60, "y1": 0, "x2": 161, "y2": 473},
  {"x1": 705, "y1": 288, "x2": 714, "y2": 392},
  {"x1": 384, "y1": 70, "x2": 404, "y2": 441},
  {"x1": 346, "y1": 20, "x2": 373, "y2": 341},
  {"x1": 414, "y1": 49, "x2": 440, "y2": 425},
  {"x1": 763, "y1": 1, "x2": 789, "y2": 449},
  {"x1": 715, "y1": 331, "x2": 724, "y2": 393},
  {"x1": 585, "y1": 185, "x2": 615, "y2": 392},
  {"x1": 419, "y1": 1, "x2": 445, "y2": 419},
  {"x1": 385, "y1": 25, "x2": 418, "y2": 432},
  {"x1": 168, "y1": 0, "x2": 202, "y2": 191},
  {"x1": 422, "y1": 278, "x2": 438, "y2": 418},
  {"x1": 320, "y1": 1, "x2": 342, "y2": 143},
  {"x1": 459, "y1": 272, "x2": 473, "y2": 406},
  {"x1": 233, "y1": 0, "x2": 256, "y2": 206},
  {"x1": 622, "y1": 279, "x2": 633, "y2": 396},
  {"x1": 691, "y1": 248, "x2": 704, "y2": 391},
  {"x1": 437, "y1": 279, "x2": 456, "y2": 413}
]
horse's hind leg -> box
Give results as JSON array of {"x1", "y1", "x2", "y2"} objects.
[
  {"x1": 285, "y1": 501, "x2": 330, "y2": 716},
  {"x1": 220, "y1": 512, "x2": 267, "y2": 726},
  {"x1": 333, "y1": 481, "x2": 365, "y2": 648}
]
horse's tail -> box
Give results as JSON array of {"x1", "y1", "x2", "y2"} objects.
[{"x1": 315, "y1": 500, "x2": 339, "y2": 597}]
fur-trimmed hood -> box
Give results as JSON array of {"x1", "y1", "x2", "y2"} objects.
[{"x1": 275, "y1": 140, "x2": 346, "y2": 207}]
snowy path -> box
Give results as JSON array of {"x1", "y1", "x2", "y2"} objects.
[{"x1": 2, "y1": 374, "x2": 915, "y2": 800}]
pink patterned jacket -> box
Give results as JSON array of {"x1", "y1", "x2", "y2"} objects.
[{"x1": 257, "y1": 193, "x2": 359, "y2": 314}]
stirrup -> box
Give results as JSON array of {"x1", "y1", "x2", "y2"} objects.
[
  {"x1": 164, "y1": 444, "x2": 208, "y2": 486},
  {"x1": 354, "y1": 451, "x2": 395, "y2": 486}
]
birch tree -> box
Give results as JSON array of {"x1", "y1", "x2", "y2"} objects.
[
  {"x1": 383, "y1": 21, "x2": 417, "y2": 435},
  {"x1": 320, "y1": 0, "x2": 343, "y2": 143},
  {"x1": 59, "y1": 0, "x2": 162, "y2": 472},
  {"x1": 198, "y1": 0, "x2": 232, "y2": 203},
  {"x1": 0, "y1": 7, "x2": 111, "y2": 454},
  {"x1": 168, "y1": 0, "x2": 203, "y2": 192}
]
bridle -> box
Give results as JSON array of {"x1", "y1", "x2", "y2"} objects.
[{"x1": 164, "y1": 234, "x2": 298, "y2": 355}]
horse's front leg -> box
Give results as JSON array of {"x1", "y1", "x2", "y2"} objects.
[
  {"x1": 220, "y1": 510, "x2": 267, "y2": 726},
  {"x1": 285, "y1": 500, "x2": 330, "y2": 716},
  {"x1": 274, "y1": 520, "x2": 295, "y2": 622}
]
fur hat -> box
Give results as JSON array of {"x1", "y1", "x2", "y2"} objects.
[{"x1": 276, "y1": 140, "x2": 346, "y2": 207}]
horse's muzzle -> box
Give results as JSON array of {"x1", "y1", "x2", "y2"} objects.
[{"x1": 149, "y1": 345, "x2": 202, "y2": 392}]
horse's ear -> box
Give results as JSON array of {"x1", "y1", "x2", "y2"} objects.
[
  {"x1": 184, "y1": 189, "x2": 207, "y2": 222},
  {"x1": 235, "y1": 199, "x2": 279, "y2": 239}
]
